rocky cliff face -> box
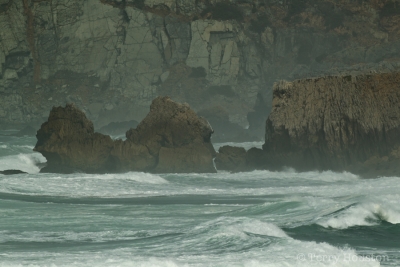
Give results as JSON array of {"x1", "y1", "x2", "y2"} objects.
[
  {"x1": 263, "y1": 71, "x2": 400, "y2": 177},
  {"x1": 2, "y1": 0, "x2": 400, "y2": 139}
]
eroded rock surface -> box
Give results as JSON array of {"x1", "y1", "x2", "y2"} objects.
[
  {"x1": 262, "y1": 72, "x2": 400, "y2": 177},
  {"x1": 215, "y1": 146, "x2": 247, "y2": 172},
  {"x1": 34, "y1": 104, "x2": 115, "y2": 173},
  {"x1": 124, "y1": 96, "x2": 216, "y2": 173},
  {"x1": 34, "y1": 97, "x2": 216, "y2": 173}
]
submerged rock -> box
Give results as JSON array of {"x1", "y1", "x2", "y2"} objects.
[
  {"x1": 0, "y1": 169, "x2": 28, "y2": 175},
  {"x1": 34, "y1": 97, "x2": 216, "y2": 174}
]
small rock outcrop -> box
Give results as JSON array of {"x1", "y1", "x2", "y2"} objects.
[
  {"x1": 262, "y1": 72, "x2": 400, "y2": 177},
  {"x1": 0, "y1": 169, "x2": 28, "y2": 175},
  {"x1": 34, "y1": 97, "x2": 216, "y2": 174},
  {"x1": 214, "y1": 146, "x2": 267, "y2": 172},
  {"x1": 215, "y1": 146, "x2": 247, "y2": 172}
]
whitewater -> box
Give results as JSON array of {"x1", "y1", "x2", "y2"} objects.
[{"x1": 1, "y1": 132, "x2": 400, "y2": 266}]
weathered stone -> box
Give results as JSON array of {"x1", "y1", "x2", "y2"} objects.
[
  {"x1": 215, "y1": 146, "x2": 247, "y2": 172},
  {"x1": 110, "y1": 139, "x2": 155, "y2": 172},
  {"x1": 3, "y1": 69, "x2": 18, "y2": 80},
  {"x1": 34, "y1": 104, "x2": 115, "y2": 173},
  {"x1": 34, "y1": 97, "x2": 216, "y2": 173},
  {"x1": 262, "y1": 72, "x2": 400, "y2": 177},
  {"x1": 3, "y1": 0, "x2": 400, "y2": 144},
  {"x1": 126, "y1": 96, "x2": 216, "y2": 173}
]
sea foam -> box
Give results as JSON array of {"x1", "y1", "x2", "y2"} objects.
[
  {"x1": 0, "y1": 153, "x2": 45, "y2": 174},
  {"x1": 317, "y1": 202, "x2": 400, "y2": 229}
]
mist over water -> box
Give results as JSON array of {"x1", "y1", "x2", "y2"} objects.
[{"x1": 1, "y1": 135, "x2": 400, "y2": 266}]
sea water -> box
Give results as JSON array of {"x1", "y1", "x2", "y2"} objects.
[{"x1": 1, "y1": 132, "x2": 400, "y2": 266}]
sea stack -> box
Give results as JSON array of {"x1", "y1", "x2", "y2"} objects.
[
  {"x1": 262, "y1": 72, "x2": 400, "y2": 177},
  {"x1": 34, "y1": 96, "x2": 216, "y2": 174},
  {"x1": 34, "y1": 104, "x2": 115, "y2": 173}
]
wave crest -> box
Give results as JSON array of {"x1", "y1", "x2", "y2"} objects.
[{"x1": 318, "y1": 202, "x2": 400, "y2": 229}]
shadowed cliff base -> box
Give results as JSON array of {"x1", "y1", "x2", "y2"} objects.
[
  {"x1": 34, "y1": 96, "x2": 216, "y2": 174},
  {"x1": 216, "y1": 71, "x2": 400, "y2": 178}
]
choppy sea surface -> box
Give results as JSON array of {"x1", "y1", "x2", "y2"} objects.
[{"x1": 1, "y1": 132, "x2": 400, "y2": 267}]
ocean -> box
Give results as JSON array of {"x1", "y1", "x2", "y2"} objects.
[{"x1": 1, "y1": 131, "x2": 400, "y2": 267}]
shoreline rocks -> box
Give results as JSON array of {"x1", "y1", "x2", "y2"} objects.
[
  {"x1": 34, "y1": 97, "x2": 216, "y2": 174},
  {"x1": 34, "y1": 104, "x2": 115, "y2": 173},
  {"x1": 215, "y1": 72, "x2": 400, "y2": 178}
]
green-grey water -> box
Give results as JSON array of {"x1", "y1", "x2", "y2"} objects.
[{"x1": 1, "y1": 133, "x2": 400, "y2": 266}]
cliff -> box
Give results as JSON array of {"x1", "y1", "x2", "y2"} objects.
[
  {"x1": 263, "y1": 71, "x2": 400, "y2": 177},
  {"x1": 2, "y1": 0, "x2": 400, "y2": 140}
]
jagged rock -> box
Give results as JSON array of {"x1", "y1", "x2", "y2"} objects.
[
  {"x1": 124, "y1": 96, "x2": 216, "y2": 173},
  {"x1": 34, "y1": 97, "x2": 216, "y2": 174},
  {"x1": 262, "y1": 72, "x2": 400, "y2": 177},
  {"x1": 0, "y1": 169, "x2": 28, "y2": 175},
  {"x1": 34, "y1": 104, "x2": 115, "y2": 173}
]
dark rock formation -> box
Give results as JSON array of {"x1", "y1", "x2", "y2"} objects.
[
  {"x1": 123, "y1": 96, "x2": 216, "y2": 173},
  {"x1": 34, "y1": 97, "x2": 216, "y2": 174},
  {"x1": 262, "y1": 72, "x2": 400, "y2": 177},
  {"x1": 215, "y1": 146, "x2": 268, "y2": 172},
  {"x1": 215, "y1": 146, "x2": 247, "y2": 172},
  {"x1": 0, "y1": 169, "x2": 28, "y2": 175},
  {"x1": 247, "y1": 92, "x2": 271, "y2": 138},
  {"x1": 34, "y1": 104, "x2": 115, "y2": 173}
]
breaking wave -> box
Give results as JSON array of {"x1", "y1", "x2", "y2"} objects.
[{"x1": 318, "y1": 202, "x2": 400, "y2": 229}]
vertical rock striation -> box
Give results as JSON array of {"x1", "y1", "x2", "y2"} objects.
[
  {"x1": 263, "y1": 72, "x2": 400, "y2": 176},
  {"x1": 4, "y1": 0, "x2": 400, "y2": 140}
]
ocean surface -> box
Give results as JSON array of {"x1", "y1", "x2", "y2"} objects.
[{"x1": 1, "y1": 131, "x2": 400, "y2": 267}]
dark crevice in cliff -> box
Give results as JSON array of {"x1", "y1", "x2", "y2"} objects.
[
  {"x1": 0, "y1": 0, "x2": 13, "y2": 14},
  {"x1": 49, "y1": 0, "x2": 59, "y2": 54},
  {"x1": 379, "y1": 0, "x2": 400, "y2": 17},
  {"x1": 22, "y1": 0, "x2": 41, "y2": 83},
  {"x1": 201, "y1": 2, "x2": 244, "y2": 21},
  {"x1": 161, "y1": 18, "x2": 172, "y2": 65}
]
